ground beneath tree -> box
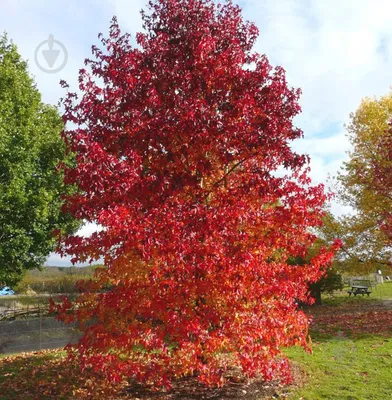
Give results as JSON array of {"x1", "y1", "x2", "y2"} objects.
[
  {"x1": 120, "y1": 365, "x2": 305, "y2": 400},
  {"x1": 4, "y1": 299, "x2": 392, "y2": 399},
  {"x1": 0, "y1": 350, "x2": 304, "y2": 400}
]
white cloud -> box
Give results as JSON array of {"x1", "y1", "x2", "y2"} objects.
[
  {"x1": 108, "y1": 0, "x2": 145, "y2": 35},
  {"x1": 292, "y1": 132, "x2": 351, "y2": 157},
  {"x1": 44, "y1": 252, "x2": 74, "y2": 267},
  {"x1": 2, "y1": 0, "x2": 391, "y2": 264},
  {"x1": 239, "y1": 0, "x2": 392, "y2": 218},
  {"x1": 45, "y1": 222, "x2": 104, "y2": 265},
  {"x1": 306, "y1": 156, "x2": 341, "y2": 185},
  {"x1": 241, "y1": 0, "x2": 392, "y2": 134},
  {"x1": 330, "y1": 201, "x2": 353, "y2": 218},
  {"x1": 78, "y1": 222, "x2": 104, "y2": 238}
]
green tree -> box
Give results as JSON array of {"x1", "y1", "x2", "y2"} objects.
[
  {"x1": 0, "y1": 34, "x2": 78, "y2": 286},
  {"x1": 317, "y1": 210, "x2": 390, "y2": 275},
  {"x1": 289, "y1": 237, "x2": 343, "y2": 305}
]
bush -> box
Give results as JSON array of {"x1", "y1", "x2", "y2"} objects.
[{"x1": 309, "y1": 269, "x2": 343, "y2": 305}]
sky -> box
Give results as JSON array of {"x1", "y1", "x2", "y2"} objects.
[{"x1": 1, "y1": 0, "x2": 392, "y2": 265}]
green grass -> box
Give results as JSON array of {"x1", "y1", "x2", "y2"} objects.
[
  {"x1": 286, "y1": 336, "x2": 392, "y2": 400},
  {"x1": 283, "y1": 284, "x2": 392, "y2": 400},
  {"x1": 321, "y1": 280, "x2": 392, "y2": 306}
]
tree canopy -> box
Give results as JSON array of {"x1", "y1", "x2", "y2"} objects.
[
  {"x1": 334, "y1": 91, "x2": 392, "y2": 273},
  {"x1": 0, "y1": 34, "x2": 79, "y2": 286},
  {"x1": 53, "y1": 0, "x2": 337, "y2": 388}
]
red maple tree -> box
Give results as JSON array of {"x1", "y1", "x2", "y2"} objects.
[{"x1": 53, "y1": 0, "x2": 338, "y2": 388}]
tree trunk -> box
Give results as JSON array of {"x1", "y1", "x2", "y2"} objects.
[{"x1": 313, "y1": 286, "x2": 322, "y2": 305}]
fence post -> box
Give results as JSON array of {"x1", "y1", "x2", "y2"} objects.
[{"x1": 39, "y1": 305, "x2": 42, "y2": 351}]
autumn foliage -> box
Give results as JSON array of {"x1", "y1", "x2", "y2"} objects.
[
  {"x1": 339, "y1": 92, "x2": 392, "y2": 260},
  {"x1": 368, "y1": 123, "x2": 392, "y2": 240},
  {"x1": 53, "y1": 0, "x2": 338, "y2": 388}
]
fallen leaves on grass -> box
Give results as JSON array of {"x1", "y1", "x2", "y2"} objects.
[
  {"x1": 0, "y1": 350, "x2": 126, "y2": 400},
  {"x1": 0, "y1": 350, "x2": 301, "y2": 400},
  {"x1": 309, "y1": 302, "x2": 392, "y2": 337}
]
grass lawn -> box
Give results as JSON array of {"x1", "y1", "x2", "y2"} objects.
[
  {"x1": 1, "y1": 287, "x2": 392, "y2": 399},
  {"x1": 287, "y1": 336, "x2": 392, "y2": 399},
  {"x1": 321, "y1": 280, "x2": 392, "y2": 306},
  {"x1": 286, "y1": 291, "x2": 392, "y2": 400}
]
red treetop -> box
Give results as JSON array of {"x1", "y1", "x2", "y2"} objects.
[{"x1": 54, "y1": 0, "x2": 337, "y2": 388}]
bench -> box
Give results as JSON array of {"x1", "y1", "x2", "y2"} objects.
[
  {"x1": 347, "y1": 280, "x2": 372, "y2": 296},
  {"x1": 347, "y1": 288, "x2": 372, "y2": 296}
]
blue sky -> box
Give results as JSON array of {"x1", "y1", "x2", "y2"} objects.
[{"x1": 1, "y1": 0, "x2": 392, "y2": 265}]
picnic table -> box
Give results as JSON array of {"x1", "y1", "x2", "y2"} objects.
[{"x1": 347, "y1": 285, "x2": 372, "y2": 297}]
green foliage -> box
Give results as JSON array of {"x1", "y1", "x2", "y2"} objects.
[
  {"x1": 320, "y1": 210, "x2": 391, "y2": 274},
  {"x1": 0, "y1": 34, "x2": 79, "y2": 286},
  {"x1": 308, "y1": 269, "x2": 343, "y2": 305},
  {"x1": 288, "y1": 246, "x2": 343, "y2": 305}
]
